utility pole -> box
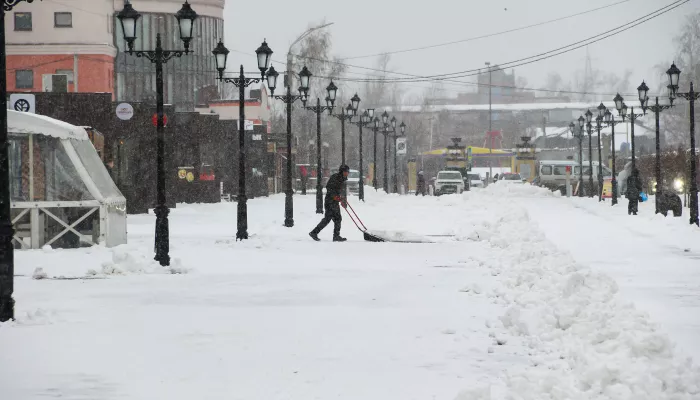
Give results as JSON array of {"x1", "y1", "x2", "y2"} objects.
[{"x1": 486, "y1": 62, "x2": 492, "y2": 181}]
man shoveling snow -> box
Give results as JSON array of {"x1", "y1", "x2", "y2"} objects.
[{"x1": 310, "y1": 165, "x2": 349, "y2": 242}]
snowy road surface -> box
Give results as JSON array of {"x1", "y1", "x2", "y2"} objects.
[{"x1": 1, "y1": 186, "x2": 699, "y2": 399}]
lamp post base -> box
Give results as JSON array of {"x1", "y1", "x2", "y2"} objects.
[
  {"x1": 236, "y1": 196, "x2": 248, "y2": 240},
  {"x1": 284, "y1": 190, "x2": 294, "y2": 227},
  {"x1": 611, "y1": 179, "x2": 618, "y2": 206},
  {"x1": 153, "y1": 205, "x2": 171, "y2": 266}
]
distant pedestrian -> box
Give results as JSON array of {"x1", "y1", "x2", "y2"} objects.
[
  {"x1": 310, "y1": 165, "x2": 349, "y2": 242},
  {"x1": 626, "y1": 168, "x2": 642, "y2": 215},
  {"x1": 300, "y1": 165, "x2": 308, "y2": 195},
  {"x1": 416, "y1": 171, "x2": 426, "y2": 196}
]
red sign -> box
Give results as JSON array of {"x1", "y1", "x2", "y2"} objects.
[
  {"x1": 152, "y1": 114, "x2": 168, "y2": 127},
  {"x1": 566, "y1": 166, "x2": 572, "y2": 173}
]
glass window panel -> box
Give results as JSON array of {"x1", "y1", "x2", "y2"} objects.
[
  {"x1": 540, "y1": 165, "x2": 552, "y2": 175},
  {"x1": 54, "y1": 12, "x2": 72, "y2": 28},
  {"x1": 142, "y1": 14, "x2": 150, "y2": 49},
  {"x1": 553, "y1": 166, "x2": 567, "y2": 175},
  {"x1": 14, "y1": 12, "x2": 32, "y2": 31},
  {"x1": 36, "y1": 136, "x2": 93, "y2": 201},
  {"x1": 15, "y1": 70, "x2": 34, "y2": 89},
  {"x1": 55, "y1": 69, "x2": 74, "y2": 83},
  {"x1": 8, "y1": 135, "x2": 28, "y2": 201},
  {"x1": 70, "y1": 138, "x2": 124, "y2": 199}
]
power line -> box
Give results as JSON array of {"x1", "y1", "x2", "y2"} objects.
[
  {"x1": 339, "y1": 0, "x2": 632, "y2": 60},
  {"x1": 321, "y1": 0, "x2": 688, "y2": 84}
]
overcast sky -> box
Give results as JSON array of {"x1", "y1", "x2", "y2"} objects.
[{"x1": 223, "y1": 0, "x2": 696, "y2": 104}]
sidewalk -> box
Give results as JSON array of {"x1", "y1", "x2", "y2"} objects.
[{"x1": 520, "y1": 195, "x2": 700, "y2": 362}]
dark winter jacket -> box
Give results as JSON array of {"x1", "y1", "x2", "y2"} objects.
[
  {"x1": 626, "y1": 172, "x2": 642, "y2": 199},
  {"x1": 417, "y1": 174, "x2": 426, "y2": 189},
  {"x1": 324, "y1": 172, "x2": 346, "y2": 205}
]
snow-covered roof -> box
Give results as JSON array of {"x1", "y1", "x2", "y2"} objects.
[
  {"x1": 8, "y1": 110, "x2": 89, "y2": 140},
  {"x1": 384, "y1": 100, "x2": 645, "y2": 114}
]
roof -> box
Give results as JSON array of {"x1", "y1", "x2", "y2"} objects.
[
  {"x1": 8, "y1": 110, "x2": 89, "y2": 140},
  {"x1": 384, "y1": 100, "x2": 645, "y2": 114}
]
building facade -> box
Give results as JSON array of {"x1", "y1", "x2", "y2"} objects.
[
  {"x1": 7, "y1": 0, "x2": 116, "y2": 94},
  {"x1": 114, "y1": 0, "x2": 224, "y2": 110},
  {"x1": 6, "y1": 0, "x2": 224, "y2": 110}
]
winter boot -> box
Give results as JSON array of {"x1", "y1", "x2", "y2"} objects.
[
  {"x1": 333, "y1": 236, "x2": 347, "y2": 242},
  {"x1": 309, "y1": 232, "x2": 320, "y2": 241}
]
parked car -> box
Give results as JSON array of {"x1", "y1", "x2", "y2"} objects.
[
  {"x1": 346, "y1": 169, "x2": 361, "y2": 195},
  {"x1": 435, "y1": 170, "x2": 465, "y2": 195},
  {"x1": 467, "y1": 173, "x2": 484, "y2": 188},
  {"x1": 497, "y1": 173, "x2": 526, "y2": 184}
]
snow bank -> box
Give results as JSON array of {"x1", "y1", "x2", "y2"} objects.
[
  {"x1": 484, "y1": 183, "x2": 561, "y2": 198},
  {"x1": 91, "y1": 248, "x2": 189, "y2": 276},
  {"x1": 463, "y1": 191, "x2": 700, "y2": 399},
  {"x1": 365, "y1": 230, "x2": 434, "y2": 243}
]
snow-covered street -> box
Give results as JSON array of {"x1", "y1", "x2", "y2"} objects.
[{"x1": 2, "y1": 186, "x2": 700, "y2": 399}]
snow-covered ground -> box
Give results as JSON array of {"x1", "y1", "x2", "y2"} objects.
[{"x1": 2, "y1": 186, "x2": 699, "y2": 399}]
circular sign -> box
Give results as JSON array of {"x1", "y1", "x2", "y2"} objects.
[
  {"x1": 152, "y1": 113, "x2": 168, "y2": 127},
  {"x1": 14, "y1": 99, "x2": 30, "y2": 112},
  {"x1": 398, "y1": 142, "x2": 406, "y2": 151},
  {"x1": 178, "y1": 169, "x2": 187, "y2": 179},
  {"x1": 116, "y1": 103, "x2": 134, "y2": 120},
  {"x1": 186, "y1": 172, "x2": 195, "y2": 182}
]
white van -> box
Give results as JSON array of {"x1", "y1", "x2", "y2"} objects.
[{"x1": 537, "y1": 160, "x2": 612, "y2": 195}]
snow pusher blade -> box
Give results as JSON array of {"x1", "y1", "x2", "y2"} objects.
[
  {"x1": 343, "y1": 201, "x2": 433, "y2": 243},
  {"x1": 343, "y1": 201, "x2": 385, "y2": 242}
]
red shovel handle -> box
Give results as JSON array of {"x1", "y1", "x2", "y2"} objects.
[{"x1": 345, "y1": 201, "x2": 368, "y2": 231}]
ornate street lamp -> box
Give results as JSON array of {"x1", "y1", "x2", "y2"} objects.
[
  {"x1": 117, "y1": 0, "x2": 197, "y2": 266},
  {"x1": 603, "y1": 107, "x2": 622, "y2": 205},
  {"x1": 638, "y1": 80, "x2": 674, "y2": 214},
  {"x1": 271, "y1": 66, "x2": 315, "y2": 227},
  {"x1": 349, "y1": 109, "x2": 374, "y2": 201},
  {"x1": 595, "y1": 103, "x2": 607, "y2": 202},
  {"x1": 666, "y1": 62, "x2": 699, "y2": 226},
  {"x1": 584, "y1": 109, "x2": 594, "y2": 197},
  {"x1": 304, "y1": 83, "x2": 337, "y2": 213},
  {"x1": 213, "y1": 38, "x2": 278, "y2": 239}
]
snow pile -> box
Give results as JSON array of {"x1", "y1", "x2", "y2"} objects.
[
  {"x1": 365, "y1": 229, "x2": 434, "y2": 243},
  {"x1": 465, "y1": 200, "x2": 700, "y2": 399},
  {"x1": 32, "y1": 267, "x2": 48, "y2": 280},
  {"x1": 89, "y1": 248, "x2": 189, "y2": 276},
  {"x1": 485, "y1": 183, "x2": 561, "y2": 198}
]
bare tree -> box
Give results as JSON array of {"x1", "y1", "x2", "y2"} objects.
[{"x1": 656, "y1": 12, "x2": 700, "y2": 147}]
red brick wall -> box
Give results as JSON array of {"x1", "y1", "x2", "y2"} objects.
[{"x1": 7, "y1": 54, "x2": 114, "y2": 97}]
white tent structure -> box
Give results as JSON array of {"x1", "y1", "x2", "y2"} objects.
[{"x1": 8, "y1": 110, "x2": 127, "y2": 249}]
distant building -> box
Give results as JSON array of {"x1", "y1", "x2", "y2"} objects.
[{"x1": 6, "y1": 0, "x2": 224, "y2": 110}]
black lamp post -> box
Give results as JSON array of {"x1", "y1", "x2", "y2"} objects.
[
  {"x1": 604, "y1": 106, "x2": 623, "y2": 206},
  {"x1": 331, "y1": 97, "x2": 357, "y2": 168},
  {"x1": 596, "y1": 103, "x2": 607, "y2": 202},
  {"x1": 370, "y1": 118, "x2": 381, "y2": 190},
  {"x1": 304, "y1": 92, "x2": 336, "y2": 214},
  {"x1": 350, "y1": 109, "x2": 375, "y2": 201},
  {"x1": 1, "y1": 0, "x2": 44, "y2": 322},
  {"x1": 666, "y1": 63, "x2": 699, "y2": 226},
  {"x1": 212, "y1": 39, "x2": 278, "y2": 239},
  {"x1": 271, "y1": 67, "x2": 319, "y2": 227},
  {"x1": 394, "y1": 122, "x2": 407, "y2": 194},
  {"x1": 638, "y1": 81, "x2": 674, "y2": 214},
  {"x1": 615, "y1": 98, "x2": 644, "y2": 172},
  {"x1": 381, "y1": 115, "x2": 397, "y2": 193},
  {"x1": 117, "y1": 1, "x2": 197, "y2": 265},
  {"x1": 585, "y1": 109, "x2": 594, "y2": 197},
  {"x1": 570, "y1": 118, "x2": 585, "y2": 198}
]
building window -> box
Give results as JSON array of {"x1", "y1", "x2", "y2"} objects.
[
  {"x1": 55, "y1": 69, "x2": 74, "y2": 84},
  {"x1": 15, "y1": 70, "x2": 33, "y2": 89},
  {"x1": 14, "y1": 12, "x2": 32, "y2": 31},
  {"x1": 54, "y1": 12, "x2": 72, "y2": 28}
]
